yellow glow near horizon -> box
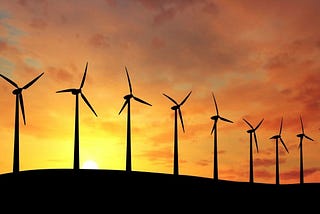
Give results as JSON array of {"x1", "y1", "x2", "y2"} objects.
[{"x1": 82, "y1": 160, "x2": 99, "y2": 169}]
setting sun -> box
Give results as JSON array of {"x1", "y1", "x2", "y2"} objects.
[{"x1": 82, "y1": 160, "x2": 99, "y2": 169}]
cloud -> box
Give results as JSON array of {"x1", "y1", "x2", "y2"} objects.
[
  {"x1": 47, "y1": 66, "x2": 74, "y2": 83},
  {"x1": 136, "y1": 0, "x2": 204, "y2": 25},
  {"x1": 29, "y1": 18, "x2": 47, "y2": 29},
  {"x1": 89, "y1": 33, "x2": 110, "y2": 49},
  {"x1": 151, "y1": 36, "x2": 166, "y2": 49}
]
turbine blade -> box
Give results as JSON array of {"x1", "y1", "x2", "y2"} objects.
[
  {"x1": 219, "y1": 116, "x2": 233, "y2": 123},
  {"x1": 19, "y1": 93, "x2": 26, "y2": 125},
  {"x1": 210, "y1": 120, "x2": 217, "y2": 135},
  {"x1": 163, "y1": 93, "x2": 178, "y2": 105},
  {"x1": 298, "y1": 141, "x2": 301, "y2": 149},
  {"x1": 243, "y1": 118, "x2": 254, "y2": 129},
  {"x1": 280, "y1": 137, "x2": 289, "y2": 153},
  {"x1": 80, "y1": 62, "x2": 88, "y2": 89},
  {"x1": 300, "y1": 115, "x2": 304, "y2": 134},
  {"x1": 304, "y1": 135, "x2": 314, "y2": 141},
  {"x1": 22, "y1": 72, "x2": 44, "y2": 89},
  {"x1": 133, "y1": 96, "x2": 152, "y2": 106},
  {"x1": 255, "y1": 118, "x2": 264, "y2": 130},
  {"x1": 56, "y1": 88, "x2": 75, "y2": 93},
  {"x1": 118, "y1": 99, "x2": 128, "y2": 115},
  {"x1": 81, "y1": 93, "x2": 97, "y2": 117},
  {"x1": 254, "y1": 132, "x2": 259, "y2": 153},
  {"x1": 212, "y1": 92, "x2": 219, "y2": 115},
  {"x1": 125, "y1": 66, "x2": 132, "y2": 94},
  {"x1": 178, "y1": 108, "x2": 185, "y2": 132},
  {"x1": 279, "y1": 117, "x2": 283, "y2": 135},
  {"x1": 0, "y1": 74, "x2": 18, "y2": 88},
  {"x1": 180, "y1": 91, "x2": 192, "y2": 106}
]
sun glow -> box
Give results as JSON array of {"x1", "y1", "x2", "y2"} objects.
[{"x1": 82, "y1": 160, "x2": 99, "y2": 169}]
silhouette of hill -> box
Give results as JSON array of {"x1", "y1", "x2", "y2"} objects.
[{"x1": 0, "y1": 169, "x2": 318, "y2": 211}]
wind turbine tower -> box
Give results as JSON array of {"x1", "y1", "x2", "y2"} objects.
[
  {"x1": 163, "y1": 91, "x2": 192, "y2": 175},
  {"x1": 119, "y1": 67, "x2": 152, "y2": 172},
  {"x1": 0, "y1": 72, "x2": 44, "y2": 173},
  {"x1": 56, "y1": 62, "x2": 97, "y2": 170}
]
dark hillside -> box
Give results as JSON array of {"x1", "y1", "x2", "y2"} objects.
[{"x1": 0, "y1": 169, "x2": 318, "y2": 211}]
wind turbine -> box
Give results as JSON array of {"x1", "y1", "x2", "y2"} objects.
[
  {"x1": 270, "y1": 117, "x2": 289, "y2": 185},
  {"x1": 297, "y1": 115, "x2": 314, "y2": 184},
  {"x1": 119, "y1": 66, "x2": 152, "y2": 172},
  {"x1": 0, "y1": 72, "x2": 44, "y2": 173},
  {"x1": 243, "y1": 118, "x2": 264, "y2": 184},
  {"x1": 210, "y1": 92, "x2": 233, "y2": 181},
  {"x1": 163, "y1": 91, "x2": 192, "y2": 176},
  {"x1": 56, "y1": 62, "x2": 97, "y2": 171}
]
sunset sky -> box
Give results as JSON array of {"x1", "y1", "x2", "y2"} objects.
[{"x1": 1, "y1": 0, "x2": 320, "y2": 184}]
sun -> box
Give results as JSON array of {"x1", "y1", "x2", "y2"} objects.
[{"x1": 82, "y1": 160, "x2": 99, "y2": 169}]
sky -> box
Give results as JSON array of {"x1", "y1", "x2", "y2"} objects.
[{"x1": 0, "y1": 0, "x2": 320, "y2": 184}]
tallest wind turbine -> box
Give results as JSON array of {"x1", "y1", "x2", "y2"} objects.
[
  {"x1": 56, "y1": 62, "x2": 97, "y2": 170},
  {"x1": 0, "y1": 72, "x2": 44, "y2": 173},
  {"x1": 119, "y1": 67, "x2": 152, "y2": 172}
]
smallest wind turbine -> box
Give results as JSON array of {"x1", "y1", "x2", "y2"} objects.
[
  {"x1": 163, "y1": 91, "x2": 192, "y2": 175},
  {"x1": 297, "y1": 115, "x2": 314, "y2": 184},
  {"x1": 243, "y1": 118, "x2": 264, "y2": 184},
  {"x1": 270, "y1": 117, "x2": 289, "y2": 185}
]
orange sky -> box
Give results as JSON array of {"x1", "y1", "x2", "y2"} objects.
[{"x1": 0, "y1": 0, "x2": 320, "y2": 184}]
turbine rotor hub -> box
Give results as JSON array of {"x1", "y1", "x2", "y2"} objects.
[
  {"x1": 72, "y1": 89, "x2": 81, "y2": 95},
  {"x1": 12, "y1": 88, "x2": 22, "y2": 95},
  {"x1": 211, "y1": 115, "x2": 218, "y2": 120},
  {"x1": 171, "y1": 105, "x2": 179, "y2": 110},
  {"x1": 124, "y1": 94, "x2": 133, "y2": 99}
]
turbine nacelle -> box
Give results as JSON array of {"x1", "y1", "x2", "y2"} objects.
[
  {"x1": 171, "y1": 105, "x2": 180, "y2": 110},
  {"x1": 72, "y1": 89, "x2": 81, "y2": 95},
  {"x1": 247, "y1": 129, "x2": 254, "y2": 134},
  {"x1": 210, "y1": 115, "x2": 219, "y2": 121},
  {"x1": 124, "y1": 94, "x2": 133, "y2": 100},
  {"x1": 12, "y1": 88, "x2": 23, "y2": 95},
  {"x1": 296, "y1": 133, "x2": 304, "y2": 138},
  {"x1": 270, "y1": 135, "x2": 281, "y2": 139}
]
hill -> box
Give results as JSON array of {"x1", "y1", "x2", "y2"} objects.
[{"x1": 0, "y1": 169, "x2": 318, "y2": 211}]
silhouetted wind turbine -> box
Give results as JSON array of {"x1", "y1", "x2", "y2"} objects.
[
  {"x1": 270, "y1": 117, "x2": 289, "y2": 185},
  {"x1": 163, "y1": 91, "x2": 192, "y2": 175},
  {"x1": 210, "y1": 92, "x2": 233, "y2": 181},
  {"x1": 0, "y1": 72, "x2": 44, "y2": 173},
  {"x1": 119, "y1": 67, "x2": 152, "y2": 172},
  {"x1": 243, "y1": 118, "x2": 264, "y2": 184},
  {"x1": 56, "y1": 62, "x2": 97, "y2": 171},
  {"x1": 297, "y1": 115, "x2": 314, "y2": 184}
]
